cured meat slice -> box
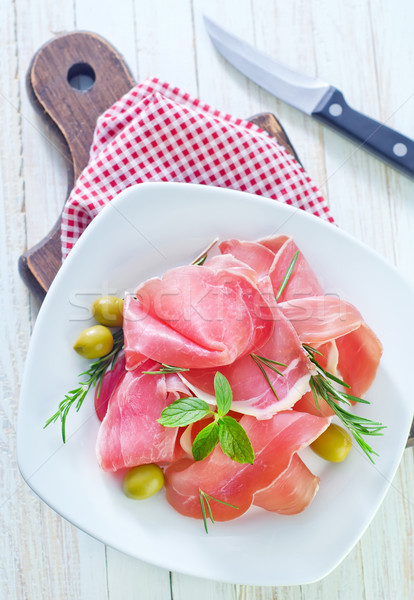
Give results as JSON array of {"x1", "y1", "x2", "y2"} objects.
[
  {"x1": 203, "y1": 253, "x2": 259, "y2": 282},
  {"x1": 313, "y1": 340, "x2": 340, "y2": 374},
  {"x1": 253, "y1": 454, "x2": 319, "y2": 515},
  {"x1": 257, "y1": 234, "x2": 290, "y2": 255},
  {"x1": 96, "y1": 360, "x2": 188, "y2": 471},
  {"x1": 124, "y1": 265, "x2": 274, "y2": 369},
  {"x1": 180, "y1": 308, "x2": 313, "y2": 419},
  {"x1": 164, "y1": 411, "x2": 330, "y2": 521},
  {"x1": 125, "y1": 349, "x2": 147, "y2": 372},
  {"x1": 336, "y1": 322, "x2": 382, "y2": 397},
  {"x1": 165, "y1": 372, "x2": 192, "y2": 396},
  {"x1": 278, "y1": 296, "x2": 362, "y2": 344},
  {"x1": 294, "y1": 391, "x2": 333, "y2": 418},
  {"x1": 269, "y1": 238, "x2": 323, "y2": 301},
  {"x1": 95, "y1": 352, "x2": 126, "y2": 421},
  {"x1": 218, "y1": 240, "x2": 276, "y2": 278}
]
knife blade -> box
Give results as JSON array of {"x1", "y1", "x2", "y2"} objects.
[{"x1": 204, "y1": 17, "x2": 414, "y2": 178}]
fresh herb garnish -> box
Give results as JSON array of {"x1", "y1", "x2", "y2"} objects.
[
  {"x1": 142, "y1": 364, "x2": 190, "y2": 375},
  {"x1": 304, "y1": 345, "x2": 386, "y2": 463},
  {"x1": 250, "y1": 353, "x2": 287, "y2": 399},
  {"x1": 217, "y1": 415, "x2": 255, "y2": 464},
  {"x1": 158, "y1": 372, "x2": 255, "y2": 465},
  {"x1": 198, "y1": 488, "x2": 239, "y2": 533},
  {"x1": 214, "y1": 370, "x2": 233, "y2": 415},
  {"x1": 156, "y1": 397, "x2": 212, "y2": 427},
  {"x1": 44, "y1": 328, "x2": 124, "y2": 442},
  {"x1": 193, "y1": 254, "x2": 208, "y2": 266},
  {"x1": 191, "y1": 237, "x2": 219, "y2": 266},
  {"x1": 275, "y1": 250, "x2": 300, "y2": 301},
  {"x1": 303, "y1": 343, "x2": 323, "y2": 357},
  {"x1": 192, "y1": 422, "x2": 220, "y2": 461}
]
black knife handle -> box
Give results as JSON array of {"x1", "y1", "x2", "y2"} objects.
[{"x1": 313, "y1": 88, "x2": 414, "y2": 178}]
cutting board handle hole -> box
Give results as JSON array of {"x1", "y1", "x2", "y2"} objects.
[{"x1": 67, "y1": 62, "x2": 95, "y2": 92}]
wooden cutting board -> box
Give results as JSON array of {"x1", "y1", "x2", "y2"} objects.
[{"x1": 18, "y1": 31, "x2": 301, "y2": 301}]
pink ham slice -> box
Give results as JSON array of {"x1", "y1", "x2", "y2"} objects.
[
  {"x1": 180, "y1": 308, "x2": 313, "y2": 419},
  {"x1": 336, "y1": 322, "x2": 383, "y2": 397},
  {"x1": 269, "y1": 238, "x2": 323, "y2": 301},
  {"x1": 257, "y1": 234, "x2": 290, "y2": 254},
  {"x1": 218, "y1": 236, "x2": 323, "y2": 303},
  {"x1": 164, "y1": 411, "x2": 330, "y2": 521},
  {"x1": 278, "y1": 296, "x2": 362, "y2": 344},
  {"x1": 202, "y1": 254, "x2": 263, "y2": 285},
  {"x1": 253, "y1": 454, "x2": 320, "y2": 515},
  {"x1": 96, "y1": 359, "x2": 187, "y2": 471},
  {"x1": 218, "y1": 240, "x2": 276, "y2": 278},
  {"x1": 95, "y1": 352, "x2": 126, "y2": 422},
  {"x1": 123, "y1": 264, "x2": 274, "y2": 370}
]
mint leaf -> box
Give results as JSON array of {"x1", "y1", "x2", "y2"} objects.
[
  {"x1": 192, "y1": 422, "x2": 220, "y2": 461},
  {"x1": 218, "y1": 416, "x2": 255, "y2": 464},
  {"x1": 214, "y1": 372, "x2": 232, "y2": 416},
  {"x1": 158, "y1": 397, "x2": 211, "y2": 427}
]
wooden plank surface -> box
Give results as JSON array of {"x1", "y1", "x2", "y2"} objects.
[{"x1": 2, "y1": 0, "x2": 413, "y2": 598}]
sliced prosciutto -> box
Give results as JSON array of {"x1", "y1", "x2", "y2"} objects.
[
  {"x1": 180, "y1": 307, "x2": 313, "y2": 419},
  {"x1": 218, "y1": 240, "x2": 276, "y2": 278},
  {"x1": 269, "y1": 238, "x2": 323, "y2": 301},
  {"x1": 203, "y1": 253, "x2": 263, "y2": 282},
  {"x1": 124, "y1": 264, "x2": 274, "y2": 370},
  {"x1": 164, "y1": 411, "x2": 330, "y2": 521},
  {"x1": 278, "y1": 296, "x2": 362, "y2": 344},
  {"x1": 96, "y1": 359, "x2": 189, "y2": 471},
  {"x1": 94, "y1": 232, "x2": 383, "y2": 525},
  {"x1": 257, "y1": 234, "x2": 290, "y2": 254},
  {"x1": 336, "y1": 322, "x2": 382, "y2": 397},
  {"x1": 253, "y1": 454, "x2": 320, "y2": 515},
  {"x1": 95, "y1": 352, "x2": 126, "y2": 421},
  {"x1": 218, "y1": 236, "x2": 323, "y2": 303}
]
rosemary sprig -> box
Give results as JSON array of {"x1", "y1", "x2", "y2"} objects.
[
  {"x1": 191, "y1": 237, "x2": 219, "y2": 266},
  {"x1": 250, "y1": 353, "x2": 287, "y2": 399},
  {"x1": 302, "y1": 342, "x2": 323, "y2": 357},
  {"x1": 198, "y1": 488, "x2": 239, "y2": 533},
  {"x1": 44, "y1": 328, "x2": 124, "y2": 442},
  {"x1": 275, "y1": 250, "x2": 300, "y2": 301},
  {"x1": 142, "y1": 364, "x2": 190, "y2": 375},
  {"x1": 304, "y1": 345, "x2": 386, "y2": 463}
]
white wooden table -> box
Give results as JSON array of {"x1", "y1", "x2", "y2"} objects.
[{"x1": 2, "y1": 0, "x2": 413, "y2": 597}]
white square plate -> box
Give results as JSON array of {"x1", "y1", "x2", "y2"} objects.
[{"x1": 18, "y1": 182, "x2": 414, "y2": 585}]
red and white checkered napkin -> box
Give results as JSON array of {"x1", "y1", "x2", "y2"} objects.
[{"x1": 61, "y1": 77, "x2": 334, "y2": 259}]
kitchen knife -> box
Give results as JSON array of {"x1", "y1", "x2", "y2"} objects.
[{"x1": 204, "y1": 17, "x2": 414, "y2": 178}]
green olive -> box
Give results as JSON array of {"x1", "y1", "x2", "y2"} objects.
[
  {"x1": 310, "y1": 424, "x2": 352, "y2": 463},
  {"x1": 92, "y1": 296, "x2": 124, "y2": 327},
  {"x1": 73, "y1": 325, "x2": 113, "y2": 359},
  {"x1": 123, "y1": 464, "x2": 164, "y2": 500}
]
